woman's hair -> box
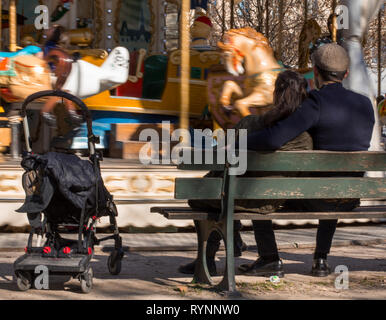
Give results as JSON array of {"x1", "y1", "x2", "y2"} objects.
[{"x1": 262, "y1": 70, "x2": 308, "y2": 127}]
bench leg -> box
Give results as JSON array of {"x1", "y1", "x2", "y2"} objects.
[
  {"x1": 193, "y1": 220, "x2": 214, "y2": 285},
  {"x1": 215, "y1": 216, "x2": 239, "y2": 296},
  {"x1": 192, "y1": 218, "x2": 240, "y2": 296}
]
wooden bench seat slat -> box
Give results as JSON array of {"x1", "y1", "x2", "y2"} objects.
[
  {"x1": 175, "y1": 177, "x2": 386, "y2": 200},
  {"x1": 177, "y1": 151, "x2": 386, "y2": 172},
  {"x1": 234, "y1": 177, "x2": 386, "y2": 199}
]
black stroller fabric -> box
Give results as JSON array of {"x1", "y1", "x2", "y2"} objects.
[{"x1": 17, "y1": 152, "x2": 113, "y2": 223}]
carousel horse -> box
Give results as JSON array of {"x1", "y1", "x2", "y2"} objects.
[
  {"x1": 61, "y1": 46, "x2": 129, "y2": 99},
  {"x1": 341, "y1": 0, "x2": 383, "y2": 94},
  {"x1": 211, "y1": 28, "x2": 282, "y2": 128},
  {"x1": 0, "y1": 46, "x2": 129, "y2": 101},
  {"x1": 340, "y1": 0, "x2": 383, "y2": 100},
  {"x1": 41, "y1": 46, "x2": 129, "y2": 126},
  {"x1": 379, "y1": 99, "x2": 386, "y2": 126},
  {"x1": 0, "y1": 45, "x2": 43, "y2": 83},
  {"x1": 43, "y1": 46, "x2": 129, "y2": 99},
  {"x1": 0, "y1": 45, "x2": 129, "y2": 128},
  {"x1": 0, "y1": 45, "x2": 42, "y2": 58},
  {"x1": 0, "y1": 52, "x2": 52, "y2": 102},
  {"x1": 339, "y1": 0, "x2": 383, "y2": 151},
  {"x1": 298, "y1": 19, "x2": 321, "y2": 69}
]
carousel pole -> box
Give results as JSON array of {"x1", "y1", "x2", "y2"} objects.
[
  {"x1": 0, "y1": 1, "x2": 1, "y2": 114},
  {"x1": 332, "y1": 0, "x2": 337, "y2": 10},
  {"x1": 9, "y1": 0, "x2": 21, "y2": 159},
  {"x1": 377, "y1": 8, "x2": 382, "y2": 97},
  {"x1": 265, "y1": 0, "x2": 269, "y2": 38},
  {"x1": 331, "y1": 0, "x2": 337, "y2": 43},
  {"x1": 304, "y1": 0, "x2": 308, "y2": 22},
  {"x1": 0, "y1": 0, "x2": 2, "y2": 51},
  {"x1": 9, "y1": 0, "x2": 17, "y2": 52},
  {"x1": 179, "y1": 0, "x2": 190, "y2": 142},
  {"x1": 222, "y1": 0, "x2": 225, "y2": 35},
  {"x1": 277, "y1": 0, "x2": 284, "y2": 61},
  {"x1": 70, "y1": 0, "x2": 78, "y2": 29},
  {"x1": 230, "y1": 0, "x2": 234, "y2": 29}
]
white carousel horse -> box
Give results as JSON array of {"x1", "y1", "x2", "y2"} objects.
[
  {"x1": 339, "y1": 0, "x2": 383, "y2": 99},
  {"x1": 61, "y1": 46, "x2": 129, "y2": 99},
  {"x1": 0, "y1": 46, "x2": 129, "y2": 103},
  {"x1": 339, "y1": 0, "x2": 383, "y2": 151},
  {"x1": 39, "y1": 46, "x2": 129, "y2": 128}
]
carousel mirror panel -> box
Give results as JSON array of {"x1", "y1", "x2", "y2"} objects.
[{"x1": 117, "y1": 0, "x2": 152, "y2": 52}]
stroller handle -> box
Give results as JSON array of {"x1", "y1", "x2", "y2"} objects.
[{"x1": 20, "y1": 90, "x2": 97, "y2": 155}]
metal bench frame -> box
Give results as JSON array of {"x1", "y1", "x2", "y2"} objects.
[{"x1": 151, "y1": 151, "x2": 386, "y2": 295}]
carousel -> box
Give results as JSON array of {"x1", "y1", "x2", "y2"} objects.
[
  {"x1": 0, "y1": 0, "x2": 224, "y2": 156},
  {"x1": 0, "y1": 0, "x2": 383, "y2": 229}
]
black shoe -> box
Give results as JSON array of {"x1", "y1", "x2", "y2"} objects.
[
  {"x1": 238, "y1": 257, "x2": 284, "y2": 277},
  {"x1": 311, "y1": 258, "x2": 331, "y2": 277},
  {"x1": 178, "y1": 258, "x2": 217, "y2": 276}
]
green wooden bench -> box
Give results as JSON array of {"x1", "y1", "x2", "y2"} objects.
[{"x1": 151, "y1": 151, "x2": 386, "y2": 295}]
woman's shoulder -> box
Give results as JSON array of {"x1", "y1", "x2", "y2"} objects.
[
  {"x1": 279, "y1": 131, "x2": 313, "y2": 151},
  {"x1": 234, "y1": 115, "x2": 265, "y2": 132}
]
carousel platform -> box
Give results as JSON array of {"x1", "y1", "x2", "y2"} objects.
[{"x1": 0, "y1": 155, "x2": 204, "y2": 228}]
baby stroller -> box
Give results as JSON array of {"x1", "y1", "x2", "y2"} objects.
[{"x1": 14, "y1": 90, "x2": 123, "y2": 293}]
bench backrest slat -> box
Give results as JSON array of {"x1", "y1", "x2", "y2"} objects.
[
  {"x1": 177, "y1": 151, "x2": 386, "y2": 172},
  {"x1": 175, "y1": 178, "x2": 223, "y2": 200}
]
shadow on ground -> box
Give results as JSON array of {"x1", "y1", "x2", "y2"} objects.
[{"x1": 0, "y1": 245, "x2": 384, "y2": 299}]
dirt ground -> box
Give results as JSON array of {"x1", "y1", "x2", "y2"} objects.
[{"x1": 0, "y1": 244, "x2": 384, "y2": 300}]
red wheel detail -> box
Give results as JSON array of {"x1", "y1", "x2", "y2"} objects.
[
  {"x1": 63, "y1": 247, "x2": 71, "y2": 254},
  {"x1": 43, "y1": 246, "x2": 51, "y2": 254}
]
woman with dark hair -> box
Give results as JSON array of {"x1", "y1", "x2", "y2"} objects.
[
  {"x1": 179, "y1": 70, "x2": 313, "y2": 276},
  {"x1": 238, "y1": 70, "x2": 310, "y2": 134}
]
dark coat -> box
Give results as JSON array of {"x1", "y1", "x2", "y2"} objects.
[
  {"x1": 16, "y1": 152, "x2": 112, "y2": 223},
  {"x1": 188, "y1": 115, "x2": 314, "y2": 214}
]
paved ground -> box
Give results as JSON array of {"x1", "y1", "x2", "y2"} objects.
[
  {"x1": 0, "y1": 225, "x2": 385, "y2": 252},
  {"x1": 0, "y1": 245, "x2": 384, "y2": 300},
  {"x1": 0, "y1": 225, "x2": 384, "y2": 300}
]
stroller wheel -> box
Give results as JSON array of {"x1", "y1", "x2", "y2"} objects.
[
  {"x1": 108, "y1": 250, "x2": 123, "y2": 275},
  {"x1": 80, "y1": 267, "x2": 93, "y2": 294},
  {"x1": 16, "y1": 271, "x2": 33, "y2": 291}
]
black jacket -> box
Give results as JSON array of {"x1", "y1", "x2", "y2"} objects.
[
  {"x1": 245, "y1": 83, "x2": 375, "y2": 151},
  {"x1": 17, "y1": 152, "x2": 112, "y2": 222}
]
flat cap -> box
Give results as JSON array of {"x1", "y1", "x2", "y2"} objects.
[{"x1": 312, "y1": 43, "x2": 349, "y2": 72}]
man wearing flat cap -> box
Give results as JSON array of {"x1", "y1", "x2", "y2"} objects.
[{"x1": 238, "y1": 43, "x2": 375, "y2": 277}]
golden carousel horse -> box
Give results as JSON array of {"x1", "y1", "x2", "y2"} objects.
[
  {"x1": 298, "y1": 19, "x2": 321, "y2": 70},
  {"x1": 209, "y1": 27, "x2": 283, "y2": 129},
  {"x1": 379, "y1": 99, "x2": 386, "y2": 126}
]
